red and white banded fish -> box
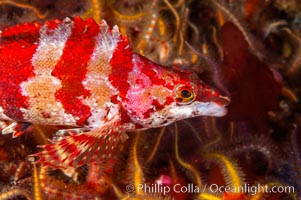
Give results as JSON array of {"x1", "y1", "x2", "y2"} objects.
[{"x1": 0, "y1": 17, "x2": 230, "y2": 169}]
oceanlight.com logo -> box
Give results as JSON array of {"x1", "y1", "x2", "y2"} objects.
[
  {"x1": 208, "y1": 183, "x2": 295, "y2": 196},
  {"x1": 125, "y1": 183, "x2": 295, "y2": 196}
]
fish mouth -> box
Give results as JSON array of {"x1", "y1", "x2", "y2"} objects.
[
  {"x1": 213, "y1": 95, "x2": 231, "y2": 106},
  {"x1": 195, "y1": 99, "x2": 229, "y2": 117},
  {"x1": 198, "y1": 103, "x2": 227, "y2": 117}
]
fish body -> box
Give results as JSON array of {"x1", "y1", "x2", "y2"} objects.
[{"x1": 0, "y1": 17, "x2": 229, "y2": 168}]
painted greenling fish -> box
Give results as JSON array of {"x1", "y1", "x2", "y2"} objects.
[{"x1": 0, "y1": 17, "x2": 230, "y2": 169}]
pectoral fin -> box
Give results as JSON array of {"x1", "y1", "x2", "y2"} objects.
[
  {"x1": 0, "y1": 120, "x2": 32, "y2": 138},
  {"x1": 32, "y1": 118, "x2": 125, "y2": 169}
]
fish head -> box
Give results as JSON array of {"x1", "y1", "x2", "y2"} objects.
[
  {"x1": 123, "y1": 54, "x2": 230, "y2": 128},
  {"x1": 145, "y1": 70, "x2": 230, "y2": 127},
  {"x1": 168, "y1": 72, "x2": 230, "y2": 118}
]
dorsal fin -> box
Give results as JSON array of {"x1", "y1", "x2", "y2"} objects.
[
  {"x1": 0, "y1": 21, "x2": 42, "y2": 39},
  {"x1": 0, "y1": 17, "x2": 129, "y2": 48}
]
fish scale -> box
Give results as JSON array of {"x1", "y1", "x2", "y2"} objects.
[{"x1": 0, "y1": 16, "x2": 230, "y2": 169}]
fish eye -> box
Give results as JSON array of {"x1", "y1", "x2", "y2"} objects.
[
  {"x1": 175, "y1": 85, "x2": 195, "y2": 104},
  {"x1": 181, "y1": 89, "x2": 192, "y2": 98}
]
